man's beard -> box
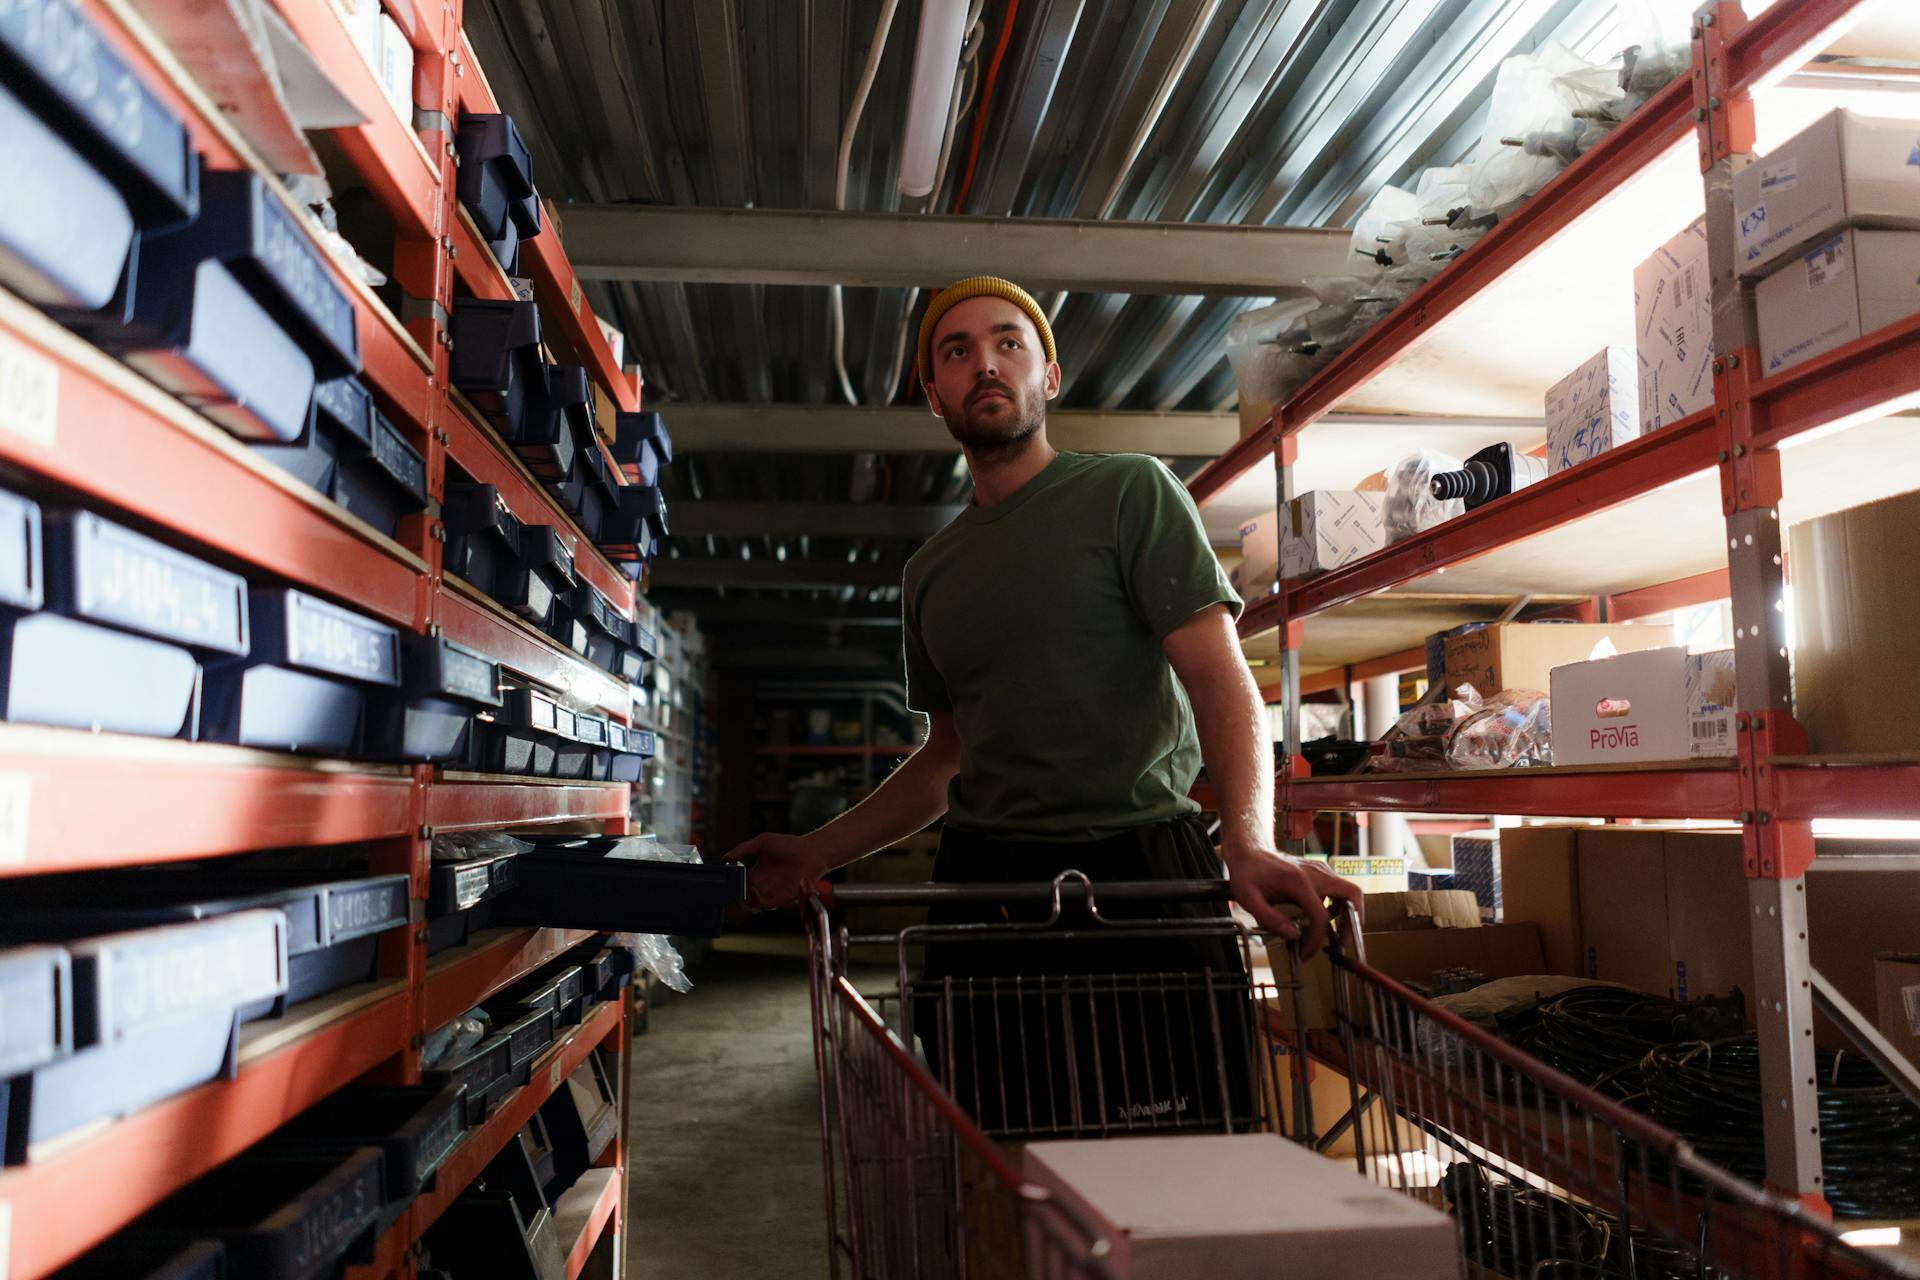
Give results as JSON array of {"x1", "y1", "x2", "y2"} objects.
[{"x1": 943, "y1": 380, "x2": 1044, "y2": 456}]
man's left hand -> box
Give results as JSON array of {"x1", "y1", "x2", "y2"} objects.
[{"x1": 1219, "y1": 843, "x2": 1363, "y2": 959}]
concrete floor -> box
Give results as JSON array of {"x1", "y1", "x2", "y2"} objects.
[{"x1": 623, "y1": 939, "x2": 829, "y2": 1279}]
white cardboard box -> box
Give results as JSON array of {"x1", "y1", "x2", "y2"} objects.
[
  {"x1": 1551, "y1": 646, "x2": 1736, "y2": 766},
  {"x1": 1229, "y1": 511, "x2": 1278, "y2": 602},
  {"x1": 1024, "y1": 1134, "x2": 1456, "y2": 1280},
  {"x1": 1545, "y1": 346, "x2": 1640, "y2": 474},
  {"x1": 1280, "y1": 490, "x2": 1385, "y2": 579},
  {"x1": 376, "y1": 14, "x2": 414, "y2": 125},
  {"x1": 1733, "y1": 110, "x2": 1920, "y2": 279},
  {"x1": 1756, "y1": 228, "x2": 1920, "y2": 375},
  {"x1": 329, "y1": 0, "x2": 382, "y2": 76},
  {"x1": 1634, "y1": 219, "x2": 1715, "y2": 432}
]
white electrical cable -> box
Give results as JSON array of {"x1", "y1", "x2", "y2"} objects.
[{"x1": 830, "y1": 0, "x2": 902, "y2": 406}]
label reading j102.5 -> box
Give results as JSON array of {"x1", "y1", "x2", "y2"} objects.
[{"x1": 288, "y1": 593, "x2": 399, "y2": 684}]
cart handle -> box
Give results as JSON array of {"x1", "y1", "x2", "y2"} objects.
[{"x1": 811, "y1": 876, "x2": 1232, "y2": 909}]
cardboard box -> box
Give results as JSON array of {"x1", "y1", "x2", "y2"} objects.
[
  {"x1": 1280, "y1": 491, "x2": 1386, "y2": 580},
  {"x1": 1442, "y1": 621, "x2": 1674, "y2": 700},
  {"x1": 1733, "y1": 110, "x2": 1920, "y2": 278},
  {"x1": 1574, "y1": 826, "x2": 1671, "y2": 995},
  {"x1": 1756, "y1": 228, "x2": 1920, "y2": 375},
  {"x1": 590, "y1": 380, "x2": 616, "y2": 444},
  {"x1": 1230, "y1": 511, "x2": 1278, "y2": 602},
  {"x1": 1550, "y1": 646, "x2": 1736, "y2": 766},
  {"x1": 1363, "y1": 889, "x2": 1481, "y2": 931},
  {"x1": 1023, "y1": 1134, "x2": 1457, "y2": 1280},
  {"x1": 1545, "y1": 347, "x2": 1640, "y2": 474},
  {"x1": 375, "y1": 14, "x2": 414, "y2": 125},
  {"x1": 329, "y1": 0, "x2": 383, "y2": 76},
  {"x1": 1497, "y1": 826, "x2": 1583, "y2": 979},
  {"x1": 1788, "y1": 488, "x2": 1920, "y2": 754},
  {"x1": 1326, "y1": 857, "x2": 1409, "y2": 896},
  {"x1": 1875, "y1": 955, "x2": 1920, "y2": 1069},
  {"x1": 1634, "y1": 219, "x2": 1715, "y2": 432}
]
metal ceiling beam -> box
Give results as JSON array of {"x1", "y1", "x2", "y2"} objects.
[
  {"x1": 563, "y1": 206, "x2": 1353, "y2": 295},
  {"x1": 674, "y1": 501, "x2": 965, "y2": 539},
  {"x1": 647, "y1": 559, "x2": 907, "y2": 590},
  {"x1": 663, "y1": 598, "x2": 901, "y2": 626},
  {"x1": 662, "y1": 404, "x2": 1237, "y2": 456}
]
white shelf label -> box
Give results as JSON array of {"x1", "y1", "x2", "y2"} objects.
[
  {"x1": 0, "y1": 773, "x2": 26, "y2": 868},
  {"x1": 0, "y1": 332, "x2": 58, "y2": 449}
]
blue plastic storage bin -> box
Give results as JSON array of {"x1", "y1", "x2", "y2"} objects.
[
  {"x1": 5, "y1": 912, "x2": 287, "y2": 1163},
  {"x1": 443, "y1": 482, "x2": 521, "y2": 595},
  {"x1": 0, "y1": 79, "x2": 137, "y2": 313},
  {"x1": 1, "y1": 611, "x2": 200, "y2": 738},
  {"x1": 363, "y1": 636, "x2": 501, "y2": 762},
  {"x1": 246, "y1": 588, "x2": 402, "y2": 686},
  {"x1": 449, "y1": 298, "x2": 540, "y2": 432},
  {"x1": 0, "y1": 945, "x2": 71, "y2": 1078},
  {"x1": 331, "y1": 411, "x2": 426, "y2": 540},
  {"x1": 519, "y1": 523, "x2": 576, "y2": 591}
]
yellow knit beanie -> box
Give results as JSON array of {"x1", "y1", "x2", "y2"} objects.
[{"x1": 916, "y1": 276, "x2": 1057, "y2": 386}]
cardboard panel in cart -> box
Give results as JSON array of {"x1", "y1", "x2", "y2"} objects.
[{"x1": 1024, "y1": 1134, "x2": 1456, "y2": 1279}]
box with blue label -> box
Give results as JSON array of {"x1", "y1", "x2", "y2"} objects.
[
  {"x1": 4, "y1": 911, "x2": 287, "y2": 1163},
  {"x1": 1544, "y1": 347, "x2": 1640, "y2": 474},
  {"x1": 114, "y1": 170, "x2": 361, "y2": 444},
  {"x1": 0, "y1": 870, "x2": 407, "y2": 1016},
  {"x1": 1632, "y1": 218, "x2": 1714, "y2": 433},
  {"x1": 1755, "y1": 228, "x2": 1920, "y2": 375},
  {"x1": 1733, "y1": 109, "x2": 1920, "y2": 279},
  {"x1": 202, "y1": 589, "x2": 399, "y2": 754},
  {"x1": 9, "y1": 507, "x2": 249, "y2": 740}
]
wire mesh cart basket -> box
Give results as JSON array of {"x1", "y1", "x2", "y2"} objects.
[{"x1": 805, "y1": 875, "x2": 1920, "y2": 1280}]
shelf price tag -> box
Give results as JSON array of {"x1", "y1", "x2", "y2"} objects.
[
  {"x1": 0, "y1": 773, "x2": 27, "y2": 868},
  {"x1": 0, "y1": 332, "x2": 57, "y2": 449}
]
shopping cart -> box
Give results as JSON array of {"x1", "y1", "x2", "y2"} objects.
[{"x1": 806, "y1": 875, "x2": 1920, "y2": 1280}]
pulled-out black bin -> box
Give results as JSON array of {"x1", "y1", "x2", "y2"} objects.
[{"x1": 497, "y1": 839, "x2": 746, "y2": 937}]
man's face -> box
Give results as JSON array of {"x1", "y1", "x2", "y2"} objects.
[{"x1": 925, "y1": 296, "x2": 1061, "y2": 451}]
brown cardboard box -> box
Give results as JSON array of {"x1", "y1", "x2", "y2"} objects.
[
  {"x1": 1442, "y1": 622, "x2": 1674, "y2": 699},
  {"x1": 1789, "y1": 488, "x2": 1920, "y2": 753},
  {"x1": 1497, "y1": 826, "x2": 1584, "y2": 978},
  {"x1": 1660, "y1": 831, "x2": 1753, "y2": 1003},
  {"x1": 1573, "y1": 826, "x2": 1669, "y2": 994},
  {"x1": 1363, "y1": 889, "x2": 1481, "y2": 931},
  {"x1": 1875, "y1": 954, "x2": 1920, "y2": 1068},
  {"x1": 590, "y1": 380, "x2": 617, "y2": 444}
]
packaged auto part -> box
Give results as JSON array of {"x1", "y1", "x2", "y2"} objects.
[
  {"x1": 1383, "y1": 449, "x2": 1466, "y2": 542},
  {"x1": 1428, "y1": 442, "x2": 1548, "y2": 510}
]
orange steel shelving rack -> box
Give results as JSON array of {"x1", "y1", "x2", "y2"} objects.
[{"x1": 0, "y1": 1, "x2": 646, "y2": 1275}]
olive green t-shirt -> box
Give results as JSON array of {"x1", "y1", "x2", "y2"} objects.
[{"x1": 902, "y1": 451, "x2": 1241, "y2": 841}]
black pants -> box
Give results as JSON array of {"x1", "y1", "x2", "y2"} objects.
[{"x1": 911, "y1": 815, "x2": 1256, "y2": 1138}]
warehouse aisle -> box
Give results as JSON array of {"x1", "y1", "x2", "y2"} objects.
[{"x1": 625, "y1": 940, "x2": 827, "y2": 1278}]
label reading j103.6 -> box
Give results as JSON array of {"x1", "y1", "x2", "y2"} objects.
[
  {"x1": 76, "y1": 516, "x2": 246, "y2": 653},
  {"x1": 288, "y1": 593, "x2": 399, "y2": 684},
  {"x1": 326, "y1": 880, "x2": 406, "y2": 941}
]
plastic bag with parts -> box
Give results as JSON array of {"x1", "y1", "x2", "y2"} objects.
[
  {"x1": 1225, "y1": 295, "x2": 1324, "y2": 414},
  {"x1": 1446, "y1": 688, "x2": 1553, "y2": 770},
  {"x1": 1369, "y1": 684, "x2": 1484, "y2": 772},
  {"x1": 431, "y1": 831, "x2": 533, "y2": 863}
]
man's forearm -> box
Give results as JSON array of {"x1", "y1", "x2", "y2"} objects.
[
  {"x1": 1186, "y1": 659, "x2": 1278, "y2": 856},
  {"x1": 806, "y1": 744, "x2": 956, "y2": 870}
]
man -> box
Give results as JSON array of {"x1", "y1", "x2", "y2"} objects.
[{"x1": 726, "y1": 276, "x2": 1360, "y2": 1132}]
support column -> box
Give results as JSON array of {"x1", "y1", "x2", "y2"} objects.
[{"x1": 1361, "y1": 673, "x2": 1410, "y2": 865}]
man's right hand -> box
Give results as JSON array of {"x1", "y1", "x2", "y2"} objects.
[{"x1": 720, "y1": 832, "x2": 831, "y2": 911}]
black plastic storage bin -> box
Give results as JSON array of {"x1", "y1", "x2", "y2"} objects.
[
  {"x1": 6, "y1": 911, "x2": 288, "y2": 1163},
  {"x1": 474, "y1": 687, "x2": 564, "y2": 778},
  {"x1": 548, "y1": 706, "x2": 589, "y2": 779},
  {"x1": 538, "y1": 1050, "x2": 618, "y2": 1192},
  {"x1": 330, "y1": 409, "x2": 427, "y2": 540},
  {"x1": 516, "y1": 365, "x2": 583, "y2": 484},
  {"x1": 598, "y1": 485, "x2": 666, "y2": 566},
  {"x1": 612, "y1": 410, "x2": 672, "y2": 482},
  {"x1": 519, "y1": 524, "x2": 577, "y2": 593},
  {"x1": 492, "y1": 556, "x2": 557, "y2": 629},
  {"x1": 485, "y1": 1005, "x2": 558, "y2": 1083},
  {"x1": 546, "y1": 603, "x2": 590, "y2": 660},
  {"x1": 49, "y1": 1239, "x2": 226, "y2": 1280},
  {"x1": 449, "y1": 298, "x2": 541, "y2": 434},
  {"x1": 608, "y1": 725, "x2": 656, "y2": 785},
  {"x1": 570, "y1": 586, "x2": 629, "y2": 675},
  {"x1": 0, "y1": 870, "x2": 406, "y2": 1017},
  {"x1": 252, "y1": 375, "x2": 372, "y2": 496},
  {"x1": 110, "y1": 169, "x2": 361, "y2": 444},
  {"x1": 363, "y1": 635, "x2": 503, "y2": 762},
  {"x1": 274, "y1": 1084, "x2": 467, "y2": 1203},
  {"x1": 456, "y1": 113, "x2": 534, "y2": 212},
  {"x1": 574, "y1": 714, "x2": 613, "y2": 781},
  {"x1": 494, "y1": 963, "x2": 587, "y2": 1030},
  {"x1": 202, "y1": 588, "x2": 401, "y2": 753},
  {"x1": 497, "y1": 838, "x2": 746, "y2": 937},
  {"x1": 582, "y1": 944, "x2": 636, "y2": 1003},
  {"x1": 123, "y1": 1148, "x2": 385, "y2": 1280},
  {"x1": 421, "y1": 1189, "x2": 558, "y2": 1280},
  {"x1": 422, "y1": 1029, "x2": 513, "y2": 1128},
  {"x1": 443, "y1": 482, "x2": 521, "y2": 595},
  {"x1": 425, "y1": 848, "x2": 522, "y2": 955}
]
